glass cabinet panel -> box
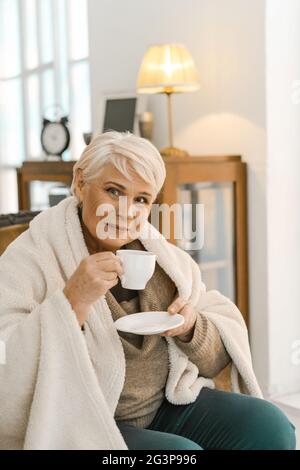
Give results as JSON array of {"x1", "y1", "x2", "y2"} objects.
[
  {"x1": 176, "y1": 182, "x2": 236, "y2": 302},
  {"x1": 29, "y1": 181, "x2": 71, "y2": 211}
]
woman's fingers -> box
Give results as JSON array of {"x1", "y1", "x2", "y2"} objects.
[
  {"x1": 90, "y1": 252, "x2": 123, "y2": 271},
  {"x1": 94, "y1": 257, "x2": 124, "y2": 276},
  {"x1": 161, "y1": 323, "x2": 187, "y2": 337},
  {"x1": 102, "y1": 259, "x2": 124, "y2": 276},
  {"x1": 163, "y1": 299, "x2": 194, "y2": 337},
  {"x1": 90, "y1": 251, "x2": 115, "y2": 262},
  {"x1": 168, "y1": 295, "x2": 187, "y2": 314},
  {"x1": 101, "y1": 270, "x2": 118, "y2": 281},
  {"x1": 162, "y1": 297, "x2": 187, "y2": 336}
]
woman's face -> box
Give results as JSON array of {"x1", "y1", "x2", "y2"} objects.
[{"x1": 74, "y1": 162, "x2": 156, "y2": 252}]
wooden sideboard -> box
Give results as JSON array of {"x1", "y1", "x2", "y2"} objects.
[
  {"x1": 158, "y1": 154, "x2": 248, "y2": 324},
  {"x1": 17, "y1": 160, "x2": 75, "y2": 211},
  {"x1": 17, "y1": 155, "x2": 248, "y2": 324}
]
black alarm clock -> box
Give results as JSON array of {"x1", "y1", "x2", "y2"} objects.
[{"x1": 41, "y1": 116, "x2": 70, "y2": 158}]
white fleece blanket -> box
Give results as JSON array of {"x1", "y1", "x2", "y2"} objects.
[{"x1": 0, "y1": 196, "x2": 263, "y2": 450}]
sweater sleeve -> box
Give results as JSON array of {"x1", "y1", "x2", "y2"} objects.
[{"x1": 173, "y1": 312, "x2": 232, "y2": 378}]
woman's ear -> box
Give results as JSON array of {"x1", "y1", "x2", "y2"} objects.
[{"x1": 74, "y1": 168, "x2": 85, "y2": 200}]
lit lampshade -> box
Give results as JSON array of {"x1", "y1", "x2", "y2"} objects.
[
  {"x1": 137, "y1": 44, "x2": 199, "y2": 94},
  {"x1": 137, "y1": 44, "x2": 199, "y2": 157}
]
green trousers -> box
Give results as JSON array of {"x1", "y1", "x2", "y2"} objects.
[{"x1": 116, "y1": 387, "x2": 296, "y2": 450}]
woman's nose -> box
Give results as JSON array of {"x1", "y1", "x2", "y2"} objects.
[
  {"x1": 117, "y1": 196, "x2": 136, "y2": 217},
  {"x1": 127, "y1": 203, "x2": 137, "y2": 218}
]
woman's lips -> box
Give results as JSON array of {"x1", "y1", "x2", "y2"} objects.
[{"x1": 107, "y1": 223, "x2": 128, "y2": 231}]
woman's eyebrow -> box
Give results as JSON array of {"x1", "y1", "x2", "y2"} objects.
[
  {"x1": 105, "y1": 181, "x2": 126, "y2": 190},
  {"x1": 104, "y1": 181, "x2": 152, "y2": 197}
]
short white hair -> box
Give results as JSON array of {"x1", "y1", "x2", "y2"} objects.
[{"x1": 71, "y1": 131, "x2": 166, "y2": 200}]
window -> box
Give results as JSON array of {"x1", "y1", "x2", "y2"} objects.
[{"x1": 0, "y1": 0, "x2": 91, "y2": 213}]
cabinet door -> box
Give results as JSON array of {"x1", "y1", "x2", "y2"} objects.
[
  {"x1": 176, "y1": 181, "x2": 236, "y2": 303},
  {"x1": 29, "y1": 181, "x2": 71, "y2": 211}
]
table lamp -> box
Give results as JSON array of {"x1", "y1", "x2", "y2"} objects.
[{"x1": 136, "y1": 43, "x2": 199, "y2": 157}]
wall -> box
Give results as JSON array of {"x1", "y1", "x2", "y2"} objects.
[
  {"x1": 87, "y1": 0, "x2": 269, "y2": 392},
  {"x1": 266, "y1": 0, "x2": 300, "y2": 397}
]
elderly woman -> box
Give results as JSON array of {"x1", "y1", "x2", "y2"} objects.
[{"x1": 0, "y1": 131, "x2": 296, "y2": 450}]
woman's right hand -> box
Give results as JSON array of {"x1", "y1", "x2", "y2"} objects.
[{"x1": 63, "y1": 252, "x2": 123, "y2": 326}]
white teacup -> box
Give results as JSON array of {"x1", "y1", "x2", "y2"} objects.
[{"x1": 116, "y1": 249, "x2": 156, "y2": 290}]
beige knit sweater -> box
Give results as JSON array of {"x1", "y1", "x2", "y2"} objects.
[{"x1": 106, "y1": 238, "x2": 231, "y2": 429}]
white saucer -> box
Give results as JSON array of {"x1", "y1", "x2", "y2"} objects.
[{"x1": 114, "y1": 311, "x2": 185, "y2": 335}]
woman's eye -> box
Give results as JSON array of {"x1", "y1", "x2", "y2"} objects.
[
  {"x1": 106, "y1": 187, "x2": 149, "y2": 204},
  {"x1": 136, "y1": 197, "x2": 149, "y2": 205},
  {"x1": 107, "y1": 187, "x2": 120, "y2": 197}
]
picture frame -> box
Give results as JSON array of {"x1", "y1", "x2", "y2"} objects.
[{"x1": 96, "y1": 90, "x2": 148, "y2": 136}]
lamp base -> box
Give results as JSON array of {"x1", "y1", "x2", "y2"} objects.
[{"x1": 160, "y1": 146, "x2": 189, "y2": 158}]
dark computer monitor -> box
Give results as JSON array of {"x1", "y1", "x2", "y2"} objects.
[{"x1": 102, "y1": 97, "x2": 137, "y2": 133}]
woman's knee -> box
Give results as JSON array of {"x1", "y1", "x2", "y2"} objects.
[
  {"x1": 117, "y1": 422, "x2": 203, "y2": 450},
  {"x1": 168, "y1": 434, "x2": 203, "y2": 450},
  {"x1": 245, "y1": 398, "x2": 296, "y2": 450}
]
